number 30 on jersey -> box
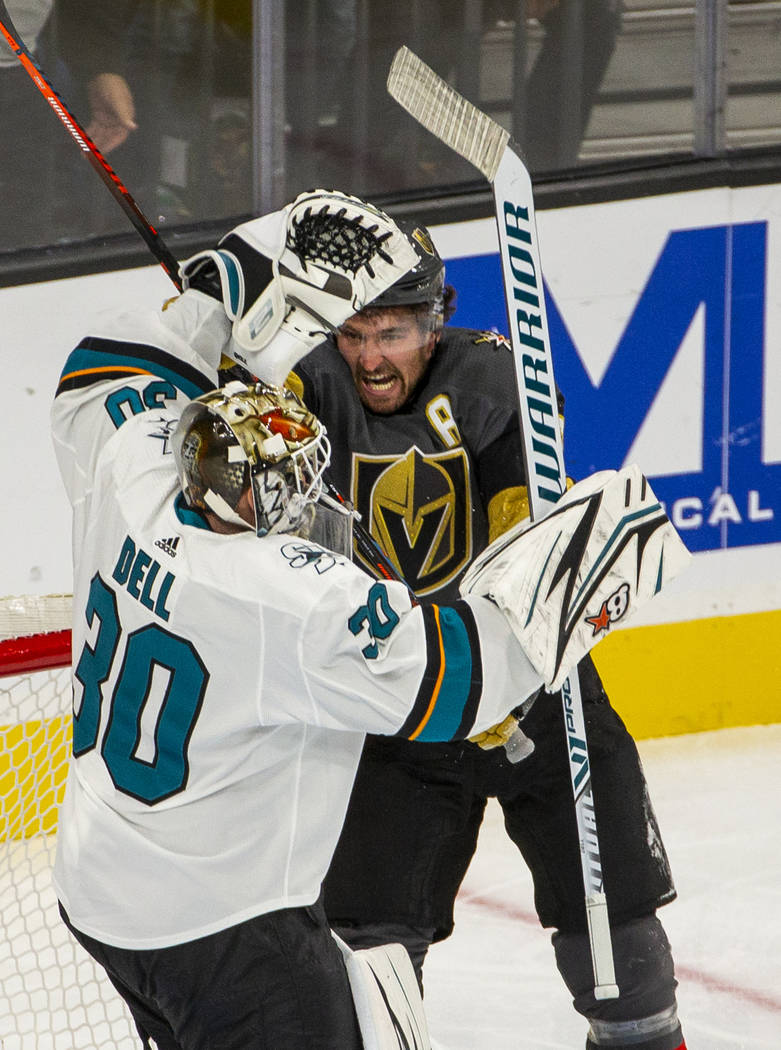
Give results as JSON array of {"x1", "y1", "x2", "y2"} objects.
[{"x1": 348, "y1": 582, "x2": 400, "y2": 659}]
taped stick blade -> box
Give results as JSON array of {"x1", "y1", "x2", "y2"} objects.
[{"x1": 386, "y1": 45, "x2": 509, "y2": 181}]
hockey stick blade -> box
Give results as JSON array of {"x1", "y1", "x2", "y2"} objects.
[
  {"x1": 387, "y1": 45, "x2": 509, "y2": 181},
  {"x1": 388, "y1": 45, "x2": 619, "y2": 1000}
]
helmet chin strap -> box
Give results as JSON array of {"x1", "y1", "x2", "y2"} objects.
[{"x1": 204, "y1": 489, "x2": 254, "y2": 531}]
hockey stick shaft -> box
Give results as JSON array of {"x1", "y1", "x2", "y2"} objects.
[
  {"x1": 387, "y1": 46, "x2": 618, "y2": 998},
  {"x1": 323, "y1": 479, "x2": 411, "y2": 590},
  {"x1": 0, "y1": 0, "x2": 182, "y2": 289},
  {"x1": 0, "y1": 0, "x2": 406, "y2": 592}
]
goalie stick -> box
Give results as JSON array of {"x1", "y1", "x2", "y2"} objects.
[
  {"x1": 387, "y1": 45, "x2": 620, "y2": 999},
  {"x1": 0, "y1": 0, "x2": 408, "y2": 595}
]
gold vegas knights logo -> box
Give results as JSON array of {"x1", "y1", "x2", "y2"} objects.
[
  {"x1": 411, "y1": 225, "x2": 436, "y2": 256},
  {"x1": 351, "y1": 447, "x2": 472, "y2": 595}
]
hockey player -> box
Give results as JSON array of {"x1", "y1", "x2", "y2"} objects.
[
  {"x1": 50, "y1": 191, "x2": 684, "y2": 1049},
  {"x1": 293, "y1": 220, "x2": 690, "y2": 1050}
]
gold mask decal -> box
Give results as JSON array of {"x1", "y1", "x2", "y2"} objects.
[{"x1": 351, "y1": 447, "x2": 472, "y2": 595}]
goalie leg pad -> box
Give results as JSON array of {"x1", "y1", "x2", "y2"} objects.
[
  {"x1": 332, "y1": 922, "x2": 435, "y2": 988},
  {"x1": 460, "y1": 465, "x2": 691, "y2": 691},
  {"x1": 332, "y1": 933, "x2": 432, "y2": 1050}
]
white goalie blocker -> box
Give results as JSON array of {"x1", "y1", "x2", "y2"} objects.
[
  {"x1": 332, "y1": 934, "x2": 432, "y2": 1050},
  {"x1": 460, "y1": 464, "x2": 691, "y2": 692}
]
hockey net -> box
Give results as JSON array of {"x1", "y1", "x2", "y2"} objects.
[{"x1": 0, "y1": 595, "x2": 137, "y2": 1049}]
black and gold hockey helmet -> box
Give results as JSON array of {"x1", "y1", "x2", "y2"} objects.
[{"x1": 370, "y1": 220, "x2": 446, "y2": 328}]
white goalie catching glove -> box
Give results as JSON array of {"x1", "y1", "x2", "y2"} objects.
[
  {"x1": 460, "y1": 464, "x2": 691, "y2": 692},
  {"x1": 179, "y1": 189, "x2": 419, "y2": 384}
]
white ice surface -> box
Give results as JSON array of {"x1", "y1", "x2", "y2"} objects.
[
  {"x1": 3, "y1": 725, "x2": 779, "y2": 1048},
  {"x1": 422, "y1": 725, "x2": 781, "y2": 1049}
]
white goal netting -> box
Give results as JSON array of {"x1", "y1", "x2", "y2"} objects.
[{"x1": 0, "y1": 596, "x2": 137, "y2": 1049}]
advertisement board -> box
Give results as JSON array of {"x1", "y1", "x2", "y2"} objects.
[
  {"x1": 2, "y1": 183, "x2": 780, "y2": 734},
  {"x1": 432, "y1": 186, "x2": 781, "y2": 734},
  {"x1": 436, "y1": 187, "x2": 780, "y2": 555}
]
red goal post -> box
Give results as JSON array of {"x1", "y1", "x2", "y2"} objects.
[
  {"x1": 0, "y1": 593, "x2": 73, "y2": 841},
  {"x1": 0, "y1": 594, "x2": 136, "y2": 1048},
  {"x1": 0, "y1": 595, "x2": 72, "y2": 677}
]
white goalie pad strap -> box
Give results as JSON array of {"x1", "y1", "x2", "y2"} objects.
[
  {"x1": 230, "y1": 327, "x2": 311, "y2": 386},
  {"x1": 229, "y1": 208, "x2": 289, "y2": 352},
  {"x1": 332, "y1": 934, "x2": 432, "y2": 1050},
  {"x1": 460, "y1": 464, "x2": 692, "y2": 692},
  {"x1": 202, "y1": 489, "x2": 252, "y2": 532}
]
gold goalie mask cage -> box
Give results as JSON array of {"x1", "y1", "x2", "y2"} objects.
[{"x1": 172, "y1": 381, "x2": 332, "y2": 538}]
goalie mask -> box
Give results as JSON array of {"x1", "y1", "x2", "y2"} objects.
[{"x1": 172, "y1": 381, "x2": 330, "y2": 537}]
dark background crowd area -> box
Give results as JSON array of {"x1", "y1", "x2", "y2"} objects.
[{"x1": 1, "y1": 0, "x2": 779, "y2": 259}]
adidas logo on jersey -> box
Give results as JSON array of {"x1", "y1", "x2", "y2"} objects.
[{"x1": 154, "y1": 536, "x2": 180, "y2": 558}]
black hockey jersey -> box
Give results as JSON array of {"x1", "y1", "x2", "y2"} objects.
[{"x1": 296, "y1": 327, "x2": 526, "y2": 600}]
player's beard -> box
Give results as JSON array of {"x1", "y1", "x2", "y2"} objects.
[
  {"x1": 353, "y1": 362, "x2": 412, "y2": 413},
  {"x1": 353, "y1": 344, "x2": 436, "y2": 413}
]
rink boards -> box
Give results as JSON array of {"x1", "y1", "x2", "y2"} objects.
[
  {"x1": 433, "y1": 183, "x2": 781, "y2": 738},
  {"x1": 2, "y1": 181, "x2": 780, "y2": 739}
]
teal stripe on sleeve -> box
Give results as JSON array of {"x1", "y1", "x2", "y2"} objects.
[
  {"x1": 415, "y1": 605, "x2": 475, "y2": 743},
  {"x1": 57, "y1": 339, "x2": 213, "y2": 401}
]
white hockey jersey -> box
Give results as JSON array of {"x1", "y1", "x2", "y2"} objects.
[{"x1": 50, "y1": 291, "x2": 543, "y2": 949}]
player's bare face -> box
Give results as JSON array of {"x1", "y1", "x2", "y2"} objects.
[{"x1": 336, "y1": 308, "x2": 437, "y2": 414}]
